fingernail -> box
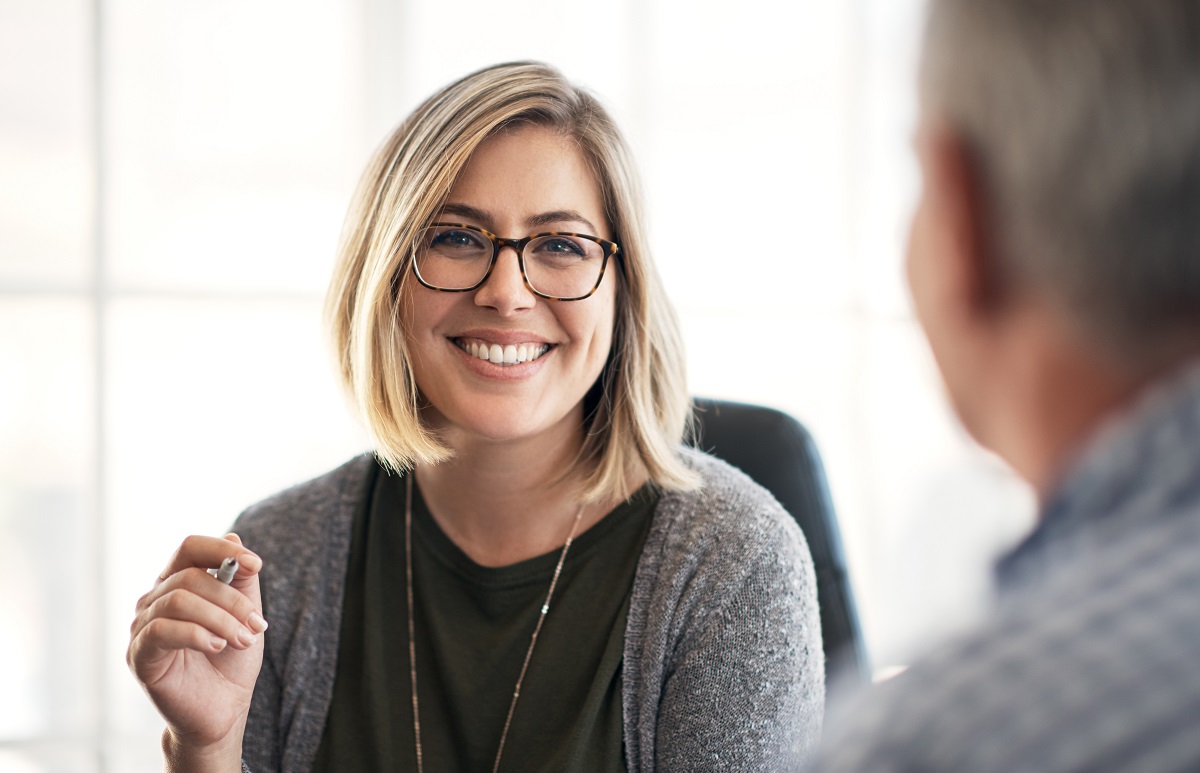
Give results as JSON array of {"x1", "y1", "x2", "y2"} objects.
[
  {"x1": 247, "y1": 612, "x2": 269, "y2": 634},
  {"x1": 237, "y1": 552, "x2": 262, "y2": 571},
  {"x1": 211, "y1": 636, "x2": 227, "y2": 652},
  {"x1": 237, "y1": 628, "x2": 257, "y2": 647}
]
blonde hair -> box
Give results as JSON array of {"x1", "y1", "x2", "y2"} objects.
[{"x1": 325, "y1": 61, "x2": 699, "y2": 502}]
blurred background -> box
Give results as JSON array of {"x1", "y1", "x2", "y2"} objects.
[{"x1": 0, "y1": 0, "x2": 1035, "y2": 770}]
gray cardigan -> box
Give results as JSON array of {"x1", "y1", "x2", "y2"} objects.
[{"x1": 233, "y1": 448, "x2": 823, "y2": 772}]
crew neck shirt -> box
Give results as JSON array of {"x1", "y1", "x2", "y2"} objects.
[{"x1": 313, "y1": 463, "x2": 657, "y2": 772}]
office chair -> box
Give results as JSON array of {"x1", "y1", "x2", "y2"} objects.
[{"x1": 690, "y1": 397, "x2": 871, "y2": 688}]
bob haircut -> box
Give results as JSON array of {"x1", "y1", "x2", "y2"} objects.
[{"x1": 325, "y1": 61, "x2": 700, "y2": 502}]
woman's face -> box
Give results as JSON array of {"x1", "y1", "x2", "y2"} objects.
[{"x1": 403, "y1": 124, "x2": 617, "y2": 446}]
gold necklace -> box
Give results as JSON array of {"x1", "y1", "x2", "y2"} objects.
[{"x1": 405, "y1": 474, "x2": 585, "y2": 773}]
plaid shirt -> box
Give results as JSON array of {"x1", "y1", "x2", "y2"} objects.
[{"x1": 808, "y1": 360, "x2": 1200, "y2": 773}]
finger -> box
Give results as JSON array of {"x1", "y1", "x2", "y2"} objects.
[
  {"x1": 134, "y1": 569, "x2": 267, "y2": 641},
  {"x1": 156, "y1": 535, "x2": 263, "y2": 584},
  {"x1": 138, "y1": 588, "x2": 261, "y2": 650},
  {"x1": 221, "y1": 533, "x2": 262, "y2": 584},
  {"x1": 128, "y1": 616, "x2": 230, "y2": 683},
  {"x1": 219, "y1": 534, "x2": 265, "y2": 613}
]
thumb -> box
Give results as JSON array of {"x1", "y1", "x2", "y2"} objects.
[{"x1": 222, "y1": 533, "x2": 263, "y2": 613}]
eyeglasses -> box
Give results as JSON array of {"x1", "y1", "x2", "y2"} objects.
[{"x1": 411, "y1": 222, "x2": 621, "y2": 301}]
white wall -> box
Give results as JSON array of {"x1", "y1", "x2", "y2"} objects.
[{"x1": 0, "y1": 0, "x2": 1034, "y2": 769}]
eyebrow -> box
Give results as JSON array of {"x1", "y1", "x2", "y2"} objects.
[{"x1": 439, "y1": 203, "x2": 600, "y2": 235}]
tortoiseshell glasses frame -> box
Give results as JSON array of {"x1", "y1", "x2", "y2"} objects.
[{"x1": 411, "y1": 222, "x2": 621, "y2": 302}]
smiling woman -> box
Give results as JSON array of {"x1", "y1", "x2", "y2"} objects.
[
  {"x1": 399, "y1": 125, "x2": 621, "y2": 483},
  {"x1": 125, "y1": 61, "x2": 824, "y2": 773}
]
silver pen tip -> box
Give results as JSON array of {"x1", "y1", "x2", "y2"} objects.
[{"x1": 216, "y1": 556, "x2": 239, "y2": 584}]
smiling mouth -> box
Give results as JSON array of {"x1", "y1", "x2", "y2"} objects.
[{"x1": 453, "y1": 337, "x2": 553, "y2": 367}]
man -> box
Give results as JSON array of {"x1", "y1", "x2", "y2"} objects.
[{"x1": 809, "y1": 1, "x2": 1200, "y2": 770}]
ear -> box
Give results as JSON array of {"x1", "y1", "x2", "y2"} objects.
[{"x1": 920, "y1": 122, "x2": 1004, "y2": 320}]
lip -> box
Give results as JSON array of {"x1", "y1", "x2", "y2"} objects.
[
  {"x1": 448, "y1": 336, "x2": 554, "y2": 381},
  {"x1": 450, "y1": 328, "x2": 553, "y2": 347}
]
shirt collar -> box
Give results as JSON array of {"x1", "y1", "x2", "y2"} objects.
[{"x1": 995, "y1": 357, "x2": 1200, "y2": 594}]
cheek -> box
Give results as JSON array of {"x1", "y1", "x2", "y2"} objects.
[
  {"x1": 905, "y1": 198, "x2": 939, "y2": 327},
  {"x1": 402, "y1": 282, "x2": 451, "y2": 344},
  {"x1": 571, "y1": 290, "x2": 617, "y2": 374},
  {"x1": 399, "y1": 283, "x2": 457, "y2": 391},
  {"x1": 398, "y1": 278, "x2": 420, "y2": 336},
  {"x1": 597, "y1": 286, "x2": 618, "y2": 356},
  {"x1": 906, "y1": 199, "x2": 975, "y2": 411},
  {"x1": 907, "y1": 204, "x2": 936, "y2": 306},
  {"x1": 906, "y1": 199, "x2": 956, "y2": 370}
]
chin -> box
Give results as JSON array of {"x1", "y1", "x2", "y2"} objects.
[
  {"x1": 437, "y1": 401, "x2": 556, "y2": 444},
  {"x1": 473, "y1": 418, "x2": 548, "y2": 443},
  {"x1": 941, "y1": 370, "x2": 995, "y2": 454}
]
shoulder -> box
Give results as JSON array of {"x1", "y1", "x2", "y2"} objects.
[
  {"x1": 810, "y1": 619, "x2": 1015, "y2": 772},
  {"x1": 654, "y1": 447, "x2": 812, "y2": 577},
  {"x1": 624, "y1": 448, "x2": 825, "y2": 769},
  {"x1": 231, "y1": 453, "x2": 377, "y2": 628},
  {"x1": 811, "y1": 602, "x2": 1086, "y2": 772},
  {"x1": 812, "y1": 517, "x2": 1200, "y2": 772},
  {"x1": 636, "y1": 447, "x2": 818, "y2": 645},
  {"x1": 232, "y1": 453, "x2": 375, "y2": 559},
  {"x1": 234, "y1": 455, "x2": 378, "y2": 771}
]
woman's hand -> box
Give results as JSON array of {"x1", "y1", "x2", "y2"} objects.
[{"x1": 127, "y1": 533, "x2": 268, "y2": 767}]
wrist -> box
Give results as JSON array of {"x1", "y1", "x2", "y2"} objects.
[{"x1": 162, "y1": 727, "x2": 244, "y2": 773}]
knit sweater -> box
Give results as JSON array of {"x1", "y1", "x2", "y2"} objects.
[{"x1": 232, "y1": 447, "x2": 824, "y2": 772}]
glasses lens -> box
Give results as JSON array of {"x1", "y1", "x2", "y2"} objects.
[
  {"x1": 414, "y1": 226, "x2": 492, "y2": 289},
  {"x1": 523, "y1": 234, "x2": 607, "y2": 299}
]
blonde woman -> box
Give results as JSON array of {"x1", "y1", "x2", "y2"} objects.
[{"x1": 127, "y1": 62, "x2": 823, "y2": 772}]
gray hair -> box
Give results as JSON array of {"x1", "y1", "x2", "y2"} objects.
[{"x1": 922, "y1": 0, "x2": 1200, "y2": 361}]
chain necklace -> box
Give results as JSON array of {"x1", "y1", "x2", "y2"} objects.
[{"x1": 405, "y1": 474, "x2": 585, "y2": 773}]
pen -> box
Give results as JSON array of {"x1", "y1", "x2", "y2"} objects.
[{"x1": 215, "y1": 556, "x2": 239, "y2": 584}]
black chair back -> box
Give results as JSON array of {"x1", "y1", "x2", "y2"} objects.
[{"x1": 690, "y1": 398, "x2": 870, "y2": 688}]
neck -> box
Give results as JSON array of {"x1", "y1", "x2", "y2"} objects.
[
  {"x1": 414, "y1": 412, "x2": 619, "y2": 567},
  {"x1": 981, "y1": 311, "x2": 1171, "y2": 507}
]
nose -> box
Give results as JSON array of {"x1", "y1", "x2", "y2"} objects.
[{"x1": 473, "y1": 245, "x2": 536, "y2": 314}]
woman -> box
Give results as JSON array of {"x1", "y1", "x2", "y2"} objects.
[{"x1": 127, "y1": 62, "x2": 823, "y2": 772}]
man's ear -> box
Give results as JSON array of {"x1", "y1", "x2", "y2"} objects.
[{"x1": 923, "y1": 124, "x2": 1004, "y2": 318}]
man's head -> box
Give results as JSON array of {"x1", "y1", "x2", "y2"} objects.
[{"x1": 908, "y1": 0, "x2": 1200, "y2": 486}]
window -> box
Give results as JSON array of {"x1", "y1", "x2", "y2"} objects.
[{"x1": 0, "y1": 1, "x2": 1032, "y2": 768}]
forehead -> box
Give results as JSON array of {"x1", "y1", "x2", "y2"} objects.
[{"x1": 448, "y1": 124, "x2": 609, "y2": 237}]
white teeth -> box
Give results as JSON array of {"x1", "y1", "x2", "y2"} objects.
[{"x1": 455, "y1": 339, "x2": 550, "y2": 366}]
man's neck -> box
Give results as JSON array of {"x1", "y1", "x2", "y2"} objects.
[
  {"x1": 988, "y1": 313, "x2": 1180, "y2": 507},
  {"x1": 1011, "y1": 358, "x2": 1142, "y2": 505}
]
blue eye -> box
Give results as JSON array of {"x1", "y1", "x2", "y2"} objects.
[
  {"x1": 431, "y1": 229, "x2": 488, "y2": 252},
  {"x1": 531, "y1": 236, "x2": 588, "y2": 258}
]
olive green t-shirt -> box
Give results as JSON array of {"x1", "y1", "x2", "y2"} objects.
[{"x1": 313, "y1": 464, "x2": 657, "y2": 772}]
